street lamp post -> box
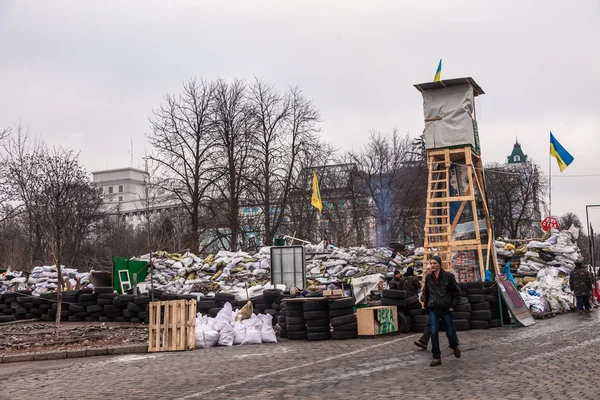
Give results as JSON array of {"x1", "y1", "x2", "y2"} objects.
[{"x1": 585, "y1": 205, "x2": 600, "y2": 277}]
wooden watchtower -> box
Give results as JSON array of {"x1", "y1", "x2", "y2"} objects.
[{"x1": 414, "y1": 77, "x2": 499, "y2": 282}]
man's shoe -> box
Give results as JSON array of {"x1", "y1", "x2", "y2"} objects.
[
  {"x1": 430, "y1": 359, "x2": 442, "y2": 367},
  {"x1": 453, "y1": 347, "x2": 461, "y2": 358},
  {"x1": 414, "y1": 340, "x2": 427, "y2": 350}
]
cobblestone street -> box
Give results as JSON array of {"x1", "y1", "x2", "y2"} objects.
[{"x1": 1, "y1": 312, "x2": 598, "y2": 400}]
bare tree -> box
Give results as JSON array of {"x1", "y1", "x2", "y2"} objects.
[
  {"x1": 211, "y1": 79, "x2": 254, "y2": 251},
  {"x1": 147, "y1": 79, "x2": 216, "y2": 250},
  {"x1": 485, "y1": 162, "x2": 546, "y2": 239},
  {"x1": 248, "y1": 81, "x2": 321, "y2": 246}
]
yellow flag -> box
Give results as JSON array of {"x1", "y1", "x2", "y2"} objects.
[{"x1": 311, "y1": 172, "x2": 322, "y2": 212}]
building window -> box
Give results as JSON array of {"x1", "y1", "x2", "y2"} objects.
[
  {"x1": 118, "y1": 185, "x2": 124, "y2": 193},
  {"x1": 108, "y1": 186, "x2": 113, "y2": 194},
  {"x1": 98, "y1": 187, "x2": 103, "y2": 194},
  {"x1": 514, "y1": 155, "x2": 520, "y2": 162},
  {"x1": 118, "y1": 196, "x2": 123, "y2": 202}
]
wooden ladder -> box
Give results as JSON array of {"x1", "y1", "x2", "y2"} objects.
[{"x1": 423, "y1": 149, "x2": 453, "y2": 271}]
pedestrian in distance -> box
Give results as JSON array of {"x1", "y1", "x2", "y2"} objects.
[
  {"x1": 414, "y1": 264, "x2": 432, "y2": 350},
  {"x1": 422, "y1": 255, "x2": 461, "y2": 366},
  {"x1": 388, "y1": 270, "x2": 403, "y2": 290},
  {"x1": 400, "y1": 266, "x2": 421, "y2": 298},
  {"x1": 570, "y1": 260, "x2": 594, "y2": 314}
]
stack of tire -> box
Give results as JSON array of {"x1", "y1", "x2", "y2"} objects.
[
  {"x1": 465, "y1": 282, "x2": 505, "y2": 329},
  {"x1": 278, "y1": 297, "x2": 288, "y2": 338},
  {"x1": 262, "y1": 289, "x2": 282, "y2": 327},
  {"x1": 448, "y1": 282, "x2": 471, "y2": 332},
  {"x1": 329, "y1": 298, "x2": 357, "y2": 340},
  {"x1": 381, "y1": 289, "x2": 421, "y2": 333},
  {"x1": 0, "y1": 291, "x2": 37, "y2": 323},
  {"x1": 285, "y1": 301, "x2": 306, "y2": 340},
  {"x1": 304, "y1": 301, "x2": 330, "y2": 341}
]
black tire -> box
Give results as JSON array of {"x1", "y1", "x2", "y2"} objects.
[
  {"x1": 123, "y1": 309, "x2": 134, "y2": 318},
  {"x1": 408, "y1": 308, "x2": 425, "y2": 316},
  {"x1": 303, "y1": 302, "x2": 328, "y2": 312},
  {"x1": 304, "y1": 310, "x2": 329, "y2": 321},
  {"x1": 458, "y1": 297, "x2": 469, "y2": 305},
  {"x1": 31, "y1": 297, "x2": 44, "y2": 305},
  {"x1": 330, "y1": 314, "x2": 357, "y2": 326},
  {"x1": 1, "y1": 308, "x2": 12, "y2": 314},
  {"x1": 307, "y1": 332, "x2": 331, "y2": 341},
  {"x1": 277, "y1": 316, "x2": 286, "y2": 323},
  {"x1": 160, "y1": 293, "x2": 179, "y2": 301},
  {"x1": 119, "y1": 294, "x2": 136, "y2": 303},
  {"x1": 197, "y1": 300, "x2": 218, "y2": 310},
  {"x1": 471, "y1": 302, "x2": 490, "y2": 311},
  {"x1": 405, "y1": 296, "x2": 420, "y2": 307},
  {"x1": 60, "y1": 309, "x2": 72, "y2": 317},
  {"x1": 30, "y1": 308, "x2": 43, "y2": 315},
  {"x1": 85, "y1": 317, "x2": 99, "y2": 322},
  {"x1": 279, "y1": 329, "x2": 288, "y2": 338},
  {"x1": 130, "y1": 317, "x2": 141, "y2": 323},
  {"x1": 466, "y1": 282, "x2": 483, "y2": 289},
  {"x1": 458, "y1": 282, "x2": 468, "y2": 290},
  {"x1": 0, "y1": 304, "x2": 7, "y2": 310},
  {"x1": 333, "y1": 322, "x2": 357, "y2": 332},
  {"x1": 208, "y1": 307, "x2": 222, "y2": 317},
  {"x1": 97, "y1": 299, "x2": 114, "y2": 306},
  {"x1": 331, "y1": 330, "x2": 358, "y2": 340},
  {"x1": 451, "y1": 311, "x2": 471, "y2": 320},
  {"x1": 94, "y1": 287, "x2": 114, "y2": 294},
  {"x1": 104, "y1": 305, "x2": 119, "y2": 313},
  {"x1": 383, "y1": 289, "x2": 408, "y2": 299},
  {"x1": 98, "y1": 293, "x2": 118, "y2": 300},
  {"x1": 307, "y1": 325, "x2": 330, "y2": 333},
  {"x1": 286, "y1": 310, "x2": 304, "y2": 318},
  {"x1": 79, "y1": 301, "x2": 97, "y2": 307},
  {"x1": 134, "y1": 296, "x2": 151, "y2": 305},
  {"x1": 16, "y1": 296, "x2": 29, "y2": 304},
  {"x1": 0, "y1": 314, "x2": 16, "y2": 322},
  {"x1": 287, "y1": 331, "x2": 307, "y2": 340},
  {"x1": 287, "y1": 316, "x2": 306, "y2": 325},
  {"x1": 453, "y1": 319, "x2": 470, "y2": 331},
  {"x1": 74, "y1": 312, "x2": 88, "y2": 318},
  {"x1": 41, "y1": 314, "x2": 54, "y2": 321},
  {"x1": 328, "y1": 308, "x2": 354, "y2": 318},
  {"x1": 469, "y1": 320, "x2": 490, "y2": 329},
  {"x1": 328, "y1": 297, "x2": 355, "y2": 310},
  {"x1": 114, "y1": 316, "x2": 126, "y2": 322},
  {"x1": 98, "y1": 316, "x2": 111, "y2": 322},
  {"x1": 87, "y1": 305, "x2": 102, "y2": 313},
  {"x1": 68, "y1": 316, "x2": 83, "y2": 322},
  {"x1": 485, "y1": 294, "x2": 499, "y2": 304},
  {"x1": 69, "y1": 304, "x2": 86, "y2": 313},
  {"x1": 381, "y1": 298, "x2": 406, "y2": 307},
  {"x1": 489, "y1": 319, "x2": 502, "y2": 328},
  {"x1": 279, "y1": 323, "x2": 287, "y2": 330},
  {"x1": 262, "y1": 289, "x2": 281, "y2": 299},
  {"x1": 471, "y1": 310, "x2": 492, "y2": 321},
  {"x1": 455, "y1": 303, "x2": 472, "y2": 312},
  {"x1": 287, "y1": 323, "x2": 307, "y2": 332},
  {"x1": 264, "y1": 309, "x2": 277, "y2": 317},
  {"x1": 215, "y1": 293, "x2": 236, "y2": 302},
  {"x1": 467, "y1": 295, "x2": 485, "y2": 304},
  {"x1": 39, "y1": 304, "x2": 51, "y2": 310},
  {"x1": 126, "y1": 302, "x2": 141, "y2": 313},
  {"x1": 285, "y1": 302, "x2": 303, "y2": 311},
  {"x1": 306, "y1": 319, "x2": 329, "y2": 328},
  {"x1": 397, "y1": 312, "x2": 411, "y2": 333},
  {"x1": 90, "y1": 311, "x2": 103, "y2": 318},
  {"x1": 466, "y1": 288, "x2": 485, "y2": 295},
  {"x1": 78, "y1": 293, "x2": 97, "y2": 302},
  {"x1": 76, "y1": 288, "x2": 94, "y2": 296},
  {"x1": 413, "y1": 314, "x2": 430, "y2": 324}
]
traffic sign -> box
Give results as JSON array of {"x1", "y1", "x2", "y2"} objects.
[{"x1": 542, "y1": 216, "x2": 559, "y2": 232}]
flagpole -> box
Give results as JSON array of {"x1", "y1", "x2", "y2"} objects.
[{"x1": 549, "y1": 144, "x2": 552, "y2": 218}]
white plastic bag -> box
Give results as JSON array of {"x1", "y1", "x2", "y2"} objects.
[
  {"x1": 212, "y1": 303, "x2": 234, "y2": 347},
  {"x1": 217, "y1": 322, "x2": 234, "y2": 347},
  {"x1": 241, "y1": 316, "x2": 263, "y2": 345},
  {"x1": 259, "y1": 314, "x2": 277, "y2": 343}
]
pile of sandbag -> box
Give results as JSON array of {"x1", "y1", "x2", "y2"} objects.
[
  {"x1": 0, "y1": 270, "x2": 28, "y2": 294},
  {"x1": 520, "y1": 266, "x2": 574, "y2": 313},
  {"x1": 516, "y1": 228, "x2": 582, "y2": 277},
  {"x1": 138, "y1": 245, "x2": 425, "y2": 297},
  {"x1": 195, "y1": 302, "x2": 277, "y2": 349},
  {"x1": 27, "y1": 266, "x2": 91, "y2": 296}
]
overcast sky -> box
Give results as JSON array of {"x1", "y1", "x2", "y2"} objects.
[{"x1": 1, "y1": 0, "x2": 599, "y2": 230}]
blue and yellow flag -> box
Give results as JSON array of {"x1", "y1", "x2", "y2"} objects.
[
  {"x1": 549, "y1": 132, "x2": 574, "y2": 172},
  {"x1": 311, "y1": 172, "x2": 322, "y2": 212},
  {"x1": 434, "y1": 59, "x2": 442, "y2": 82}
]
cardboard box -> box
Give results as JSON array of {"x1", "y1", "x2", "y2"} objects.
[
  {"x1": 356, "y1": 306, "x2": 398, "y2": 337},
  {"x1": 323, "y1": 289, "x2": 343, "y2": 298}
]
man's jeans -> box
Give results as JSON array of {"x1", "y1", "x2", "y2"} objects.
[
  {"x1": 429, "y1": 310, "x2": 459, "y2": 359},
  {"x1": 576, "y1": 295, "x2": 591, "y2": 311}
]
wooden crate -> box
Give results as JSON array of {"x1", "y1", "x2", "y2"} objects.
[
  {"x1": 148, "y1": 300, "x2": 196, "y2": 352},
  {"x1": 356, "y1": 306, "x2": 398, "y2": 337}
]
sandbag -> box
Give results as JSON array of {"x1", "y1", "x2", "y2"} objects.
[{"x1": 259, "y1": 314, "x2": 277, "y2": 343}]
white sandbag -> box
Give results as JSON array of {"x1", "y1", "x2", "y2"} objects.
[
  {"x1": 233, "y1": 320, "x2": 246, "y2": 345},
  {"x1": 195, "y1": 316, "x2": 219, "y2": 349},
  {"x1": 241, "y1": 317, "x2": 263, "y2": 345},
  {"x1": 259, "y1": 314, "x2": 277, "y2": 343}
]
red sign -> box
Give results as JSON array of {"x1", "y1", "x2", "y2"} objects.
[{"x1": 542, "y1": 217, "x2": 559, "y2": 232}]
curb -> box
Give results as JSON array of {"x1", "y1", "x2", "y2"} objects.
[{"x1": 0, "y1": 344, "x2": 148, "y2": 364}]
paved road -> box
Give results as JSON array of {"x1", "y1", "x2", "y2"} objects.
[{"x1": 1, "y1": 312, "x2": 597, "y2": 400}]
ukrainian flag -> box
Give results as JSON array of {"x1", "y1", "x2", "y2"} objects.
[
  {"x1": 549, "y1": 132, "x2": 574, "y2": 172},
  {"x1": 434, "y1": 59, "x2": 442, "y2": 82}
]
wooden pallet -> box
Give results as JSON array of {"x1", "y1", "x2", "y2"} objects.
[{"x1": 148, "y1": 300, "x2": 196, "y2": 352}]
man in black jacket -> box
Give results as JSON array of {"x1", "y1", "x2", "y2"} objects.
[{"x1": 423, "y1": 255, "x2": 461, "y2": 366}]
